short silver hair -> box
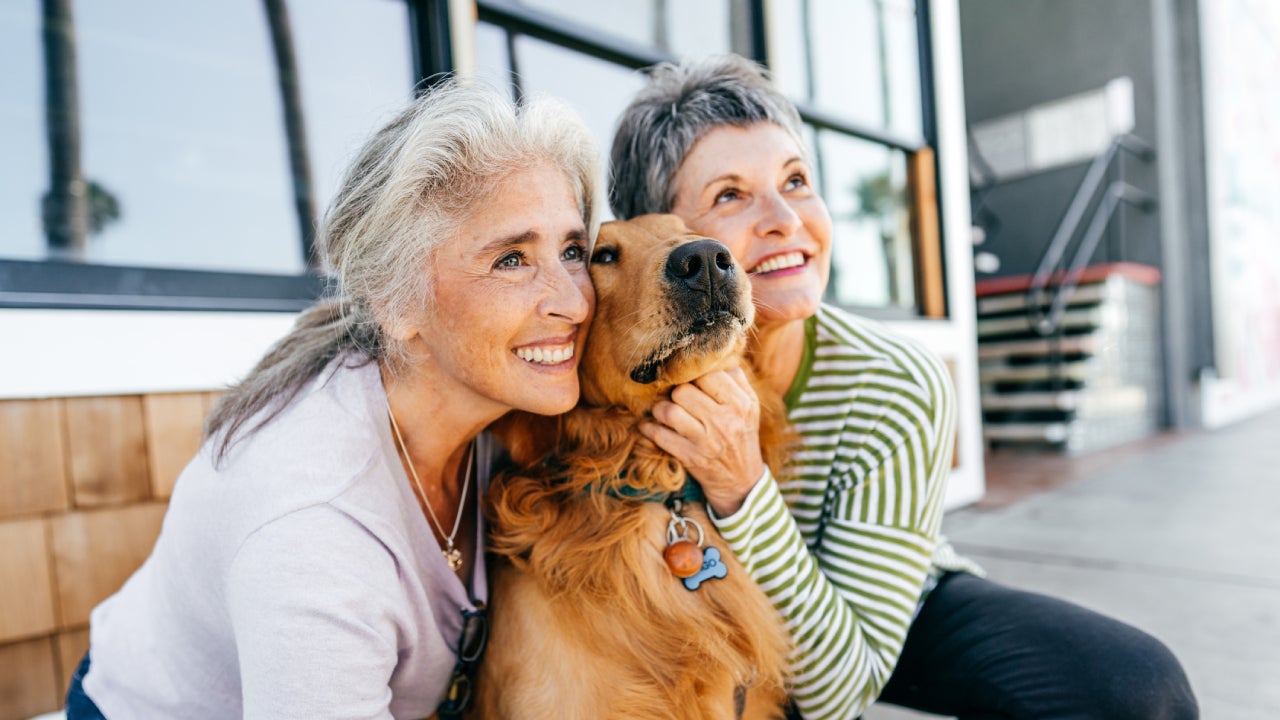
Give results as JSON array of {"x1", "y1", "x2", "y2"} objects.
[{"x1": 609, "y1": 54, "x2": 805, "y2": 219}]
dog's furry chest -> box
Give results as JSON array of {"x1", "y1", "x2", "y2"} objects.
[{"x1": 478, "y1": 488, "x2": 790, "y2": 719}]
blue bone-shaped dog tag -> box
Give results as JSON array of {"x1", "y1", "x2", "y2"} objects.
[{"x1": 682, "y1": 547, "x2": 728, "y2": 591}]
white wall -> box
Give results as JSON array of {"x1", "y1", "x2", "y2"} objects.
[
  {"x1": 0, "y1": 310, "x2": 297, "y2": 399},
  {"x1": 893, "y1": 0, "x2": 985, "y2": 509},
  {"x1": 1198, "y1": 0, "x2": 1280, "y2": 428}
]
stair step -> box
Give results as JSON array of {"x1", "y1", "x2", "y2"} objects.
[
  {"x1": 978, "y1": 335, "x2": 1096, "y2": 360},
  {"x1": 983, "y1": 422, "x2": 1070, "y2": 443},
  {"x1": 977, "y1": 282, "x2": 1111, "y2": 316},
  {"x1": 977, "y1": 307, "x2": 1105, "y2": 338},
  {"x1": 981, "y1": 386, "x2": 1148, "y2": 414},
  {"x1": 979, "y1": 360, "x2": 1090, "y2": 384},
  {"x1": 980, "y1": 391, "x2": 1081, "y2": 411}
]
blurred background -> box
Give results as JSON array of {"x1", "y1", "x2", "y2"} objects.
[{"x1": 2, "y1": 0, "x2": 1278, "y2": 717}]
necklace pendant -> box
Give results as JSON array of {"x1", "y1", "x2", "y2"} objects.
[{"x1": 443, "y1": 546, "x2": 463, "y2": 571}]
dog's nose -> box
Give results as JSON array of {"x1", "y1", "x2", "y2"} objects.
[{"x1": 665, "y1": 240, "x2": 735, "y2": 293}]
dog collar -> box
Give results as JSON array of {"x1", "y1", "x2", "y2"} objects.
[{"x1": 593, "y1": 473, "x2": 705, "y2": 505}]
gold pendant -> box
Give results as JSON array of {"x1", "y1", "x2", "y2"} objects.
[{"x1": 443, "y1": 546, "x2": 463, "y2": 571}]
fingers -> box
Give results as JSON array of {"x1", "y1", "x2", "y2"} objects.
[
  {"x1": 639, "y1": 419, "x2": 702, "y2": 462},
  {"x1": 691, "y1": 368, "x2": 755, "y2": 406},
  {"x1": 650, "y1": 397, "x2": 706, "y2": 444},
  {"x1": 652, "y1": 371, "x2": 757, "y2": 442}
]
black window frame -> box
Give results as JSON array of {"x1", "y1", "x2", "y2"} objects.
[
  {"x1": 1, "y1": 0, "x2": 453, "y2": 313},
  {"x1": 473, "y1": 0, "x2": 943, "y2": 319},
  {"x1": 0, "y1": 0, "x2": 941, "y2": 314}
]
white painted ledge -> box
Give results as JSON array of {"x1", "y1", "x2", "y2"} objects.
[{"x1": 0, "y1": 309, "x2": 298, "y2": 399}]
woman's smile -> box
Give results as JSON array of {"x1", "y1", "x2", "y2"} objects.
[
  {"x1": 513, "y1": 334, "x2": 578, "y2": 367},
  {"x1": 401, "y1": 161, "x2": 595, "y2": 418},
  {"x1": 748, "y1": 250, "x2": 809, "y2": 277}
]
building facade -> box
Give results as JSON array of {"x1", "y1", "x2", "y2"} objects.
[{"x1": 0, "y1": 2, "x2": 983, "y2": 714}]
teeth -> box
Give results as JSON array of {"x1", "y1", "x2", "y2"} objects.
[
  {"x1": 750, "y1": 251, "x2": 805, "y2": 275},
  {"x1": 516, "y1": 343, "x2": 574, "y2": 365}
]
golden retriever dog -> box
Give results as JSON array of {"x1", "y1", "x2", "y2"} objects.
[{"x1": 476, "y1": 214, "x2": 793, "y2": 719}]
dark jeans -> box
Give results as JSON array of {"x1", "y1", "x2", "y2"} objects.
[
  {"x1": 875, "y1": 572, "x2": 1200, "y2": 719},
  {"x1": 65, "y1": 652, "x2": 108, "y2": 720}
]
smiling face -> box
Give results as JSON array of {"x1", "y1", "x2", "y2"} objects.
[
  {"x1": 582, "y1": 214, "x2": 753, "y2": 414},
  {"x1": 669, "y1": 123, "x2": 832, "y2": 329},
  {"x1": 398, "y1": 162, "x2": 595, "y2": 418}
]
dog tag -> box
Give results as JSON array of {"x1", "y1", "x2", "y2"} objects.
[
  {"x1": 683, "y1": 547, "x2": 728, "y2": 591},
  {"x1": 664, "y1": 538, "x2": 704, "y2": 578}
]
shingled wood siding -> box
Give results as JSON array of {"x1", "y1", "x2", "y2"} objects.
[{"x1": 0, "y1": 392, "x2": 217, "y2": 719}]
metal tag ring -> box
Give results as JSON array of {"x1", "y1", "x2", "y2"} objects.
[{"x1": 666, "y1": 516, "x2": 706, "y2": 547}]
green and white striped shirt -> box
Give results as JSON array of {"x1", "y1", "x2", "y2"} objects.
[{"x1": 712, "y1": 304, "x2": 973, "y2": 719}]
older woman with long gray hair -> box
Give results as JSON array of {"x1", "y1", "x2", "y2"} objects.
[
  {"x1": 611, "y1": 54, "x2": 1198, "y2": 719},
  {"x1": 64, "y1": 80, "x2": 598, "y2": 720}
]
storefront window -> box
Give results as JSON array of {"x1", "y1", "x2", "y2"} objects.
[
  {"x1": 769, "y1": 0, "x2": 924, "y2": 142},
  {"x1": 511, "y1": 0, "x2": 735, "y2": 58},
  {"x1": 0, "y1": 0, "x2": 412, "y2": 276},
  {"x1": 816, "y1": 131, "x2": 915, "y2": 310},
  {"x1": 477, "y1": 26, "x2": 645, "y2": 194}
]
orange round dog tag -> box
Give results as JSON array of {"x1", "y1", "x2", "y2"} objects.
[{"x1": 664, "y1": 539, "x2": 704, "y2": 578}]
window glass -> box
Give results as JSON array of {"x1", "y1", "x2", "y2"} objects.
[
  {"x1": 0, "y1": 0, "x2": 412, "y2": 274},
  {"x1": 817, "y1": 130, "x2": 915, "y2": 310},
  {"x1": 477, "y1": 26, "x2": 647, "y2": 217},
  {"x1": 474, "y1": 20, "x2": 517, "y2": 100},
  {"x1": 510, "y1": 0, "x2": 734, "y2": 57},
  {"x1": 769, "y1": 0, "x2": 923, "y2": 141}
]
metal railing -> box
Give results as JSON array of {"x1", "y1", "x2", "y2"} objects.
[{"x1": 1026, "y1": 133, "x2": 1156, "y2": 336}]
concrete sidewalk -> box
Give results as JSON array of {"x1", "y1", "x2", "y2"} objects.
[{"x1": 866, "y1": 408, "x2": 1280, "y2": 719}]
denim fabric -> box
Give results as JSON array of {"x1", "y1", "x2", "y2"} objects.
[{"x1": 65, "y1": 653, "x2": 107, "y2": 720}]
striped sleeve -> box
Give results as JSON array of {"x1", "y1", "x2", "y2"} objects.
[{"x1": 711, "y1": 306, "x2": 957, "y2": 719}]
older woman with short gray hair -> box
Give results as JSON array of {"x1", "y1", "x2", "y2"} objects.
[{"x1": 611, "y1": 53, "x2": 1197, "y2": 720}]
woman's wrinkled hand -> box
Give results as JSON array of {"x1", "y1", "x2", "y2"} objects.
[{"x1": 639, "y1": 366, "x2": 764, "y2": 517}]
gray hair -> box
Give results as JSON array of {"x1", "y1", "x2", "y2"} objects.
[
  {"x1": 207, "y1": 80, "x2": 600, "y2": 459},
  {"x1": 609, "y1": 54, "x2": 805, "y2": 219}
]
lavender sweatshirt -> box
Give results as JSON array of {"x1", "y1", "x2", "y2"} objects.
[{"x1": 84, "y1": 357, "x2": 492, "y2": 719}]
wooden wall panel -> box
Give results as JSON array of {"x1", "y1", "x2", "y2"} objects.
[
  {"x1": 143, "y1": 393, "x2": 206, "y2": 499},
  {"x1": 0, "y1": 399, "x2": 70, "y2": 519},
  {"x1": 54, "y1": 629, "x2": 90, "y2": 701},
  {"x1": 49, "y1": 503, "x2": 166, "y2": 628},
  {"x1": 0, "y1": 520, "x2": 56, "y2": 644},
  {"x1": 64, "y1": 396, "x2": 150, "y2": 507},
  {"x1": 0, "y1": 637, "x2": 59, "y2": 720},
  {"x1": 908, "y1": 146, "x2": 947, "y2": 318}
]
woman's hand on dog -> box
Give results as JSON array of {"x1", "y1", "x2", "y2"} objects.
[{"x1": 641, "y1": 367, "x2": 764, "y2": 517}]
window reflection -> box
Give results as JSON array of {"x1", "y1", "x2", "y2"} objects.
[
  {"x1": 817, "y1": 130, "x2": 915, "y2": 311},
  {"x1": 0, "y1": 0, "x2": 412, "y2": 274},
  {"x1": 476, "y1": 24, "x2": 647, "y2": 217},
  {"x1": 476, "y1": 1, "x2": 929, "y2": 314},
  {"x1": 510, "y1": 0, "x2": 736, "y2": 57},
  {"x1": 769, "y1": 0, "x2": 923, "y2": 141}
]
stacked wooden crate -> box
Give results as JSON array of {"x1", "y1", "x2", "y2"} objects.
[{"x1": 976, "y1": 263, "x2": 1162, "y2": 453}]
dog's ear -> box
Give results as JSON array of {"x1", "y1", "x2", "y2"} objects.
[{"x1": 489, "y1": 411, "x2": 560, "y2": 467}]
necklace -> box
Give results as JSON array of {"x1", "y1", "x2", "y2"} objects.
[{"x1": 384, "y1": 395, "x2": 473, "y2": 572}]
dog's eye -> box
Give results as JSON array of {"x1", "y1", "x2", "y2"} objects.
[{"x1": 591, "y1": 247, "x2": 618, "y2": 265}]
